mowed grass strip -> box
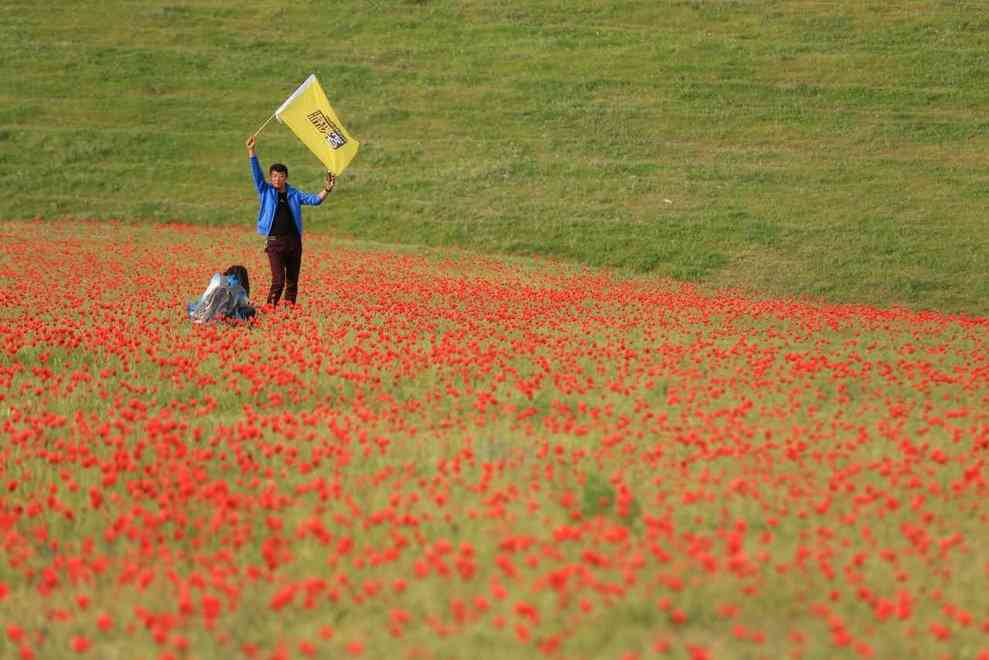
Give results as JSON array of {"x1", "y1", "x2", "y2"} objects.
[{"x1": 2, "y1": 1, "x2": 988, "y2": 313}]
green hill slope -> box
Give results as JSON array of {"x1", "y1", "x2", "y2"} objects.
[{"x1": 3, "y1": 1, "x2": 988, "y2": 313}]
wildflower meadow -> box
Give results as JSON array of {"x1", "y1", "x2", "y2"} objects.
[{"x1": 1, "y1": 220, "x2": 988, "y2": 659}]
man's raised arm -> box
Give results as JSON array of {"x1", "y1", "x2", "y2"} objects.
[{"x1": 246, "y1": 135, "x2": 265, "y2": 193}]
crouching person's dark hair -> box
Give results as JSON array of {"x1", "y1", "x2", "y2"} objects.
[{"x1": 223, "y1": 265, "x2": 250, "y2": 297}]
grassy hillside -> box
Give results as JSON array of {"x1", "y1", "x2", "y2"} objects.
[{"x1": 2, "y1": 1, "x2": 988, "y2": 313}]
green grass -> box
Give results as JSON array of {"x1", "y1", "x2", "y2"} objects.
[{"x1": 2, "y1": 0, "x2": 989, "y2": 313}]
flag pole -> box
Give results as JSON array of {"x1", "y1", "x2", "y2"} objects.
[{"x1": 252, "y1": 112, "x2": 276, "y2": 138}]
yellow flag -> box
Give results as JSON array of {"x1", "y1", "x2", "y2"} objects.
[{"x1": 275, "y1": 74, "x2": 359, "y2": 174}]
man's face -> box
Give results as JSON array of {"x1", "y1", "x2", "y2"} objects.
[{"x1": 269, "y1": 170, "x2": 287, "y2": 190}]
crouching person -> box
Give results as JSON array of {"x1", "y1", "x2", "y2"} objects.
[{"x1": 188, "y1": 265, "x2": 256, "y2": 323}]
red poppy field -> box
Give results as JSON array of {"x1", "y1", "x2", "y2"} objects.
[{"x1": 2, "y1": 220, "x2": 989, "y2": 659}]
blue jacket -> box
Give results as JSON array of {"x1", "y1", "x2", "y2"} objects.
[{"x1": 250, "y1": 155, "x2": 323, "y2": 236}]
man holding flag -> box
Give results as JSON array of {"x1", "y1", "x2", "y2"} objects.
[
  {"x1": 246, "y1": 134, "x2": 335, "y2": 307},
  {"x1": 245, "y1": 73, "x2": 359, "y2": 308}
]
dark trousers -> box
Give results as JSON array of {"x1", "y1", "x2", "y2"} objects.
[{"x1": 265, "y1": 234, "x2": 302, "y2": 305}]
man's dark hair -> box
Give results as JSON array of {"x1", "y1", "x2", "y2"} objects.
[
  {"x1": 223, "y1": 265, "x2": 250, "y2": 297},
  {"x1": 269, "y1": 163, "x2": 288, "y2": 177}
]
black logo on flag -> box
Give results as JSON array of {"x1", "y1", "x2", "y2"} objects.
[{"x1": 306, "y1": 111, "x2": 348, "y2": 150}]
